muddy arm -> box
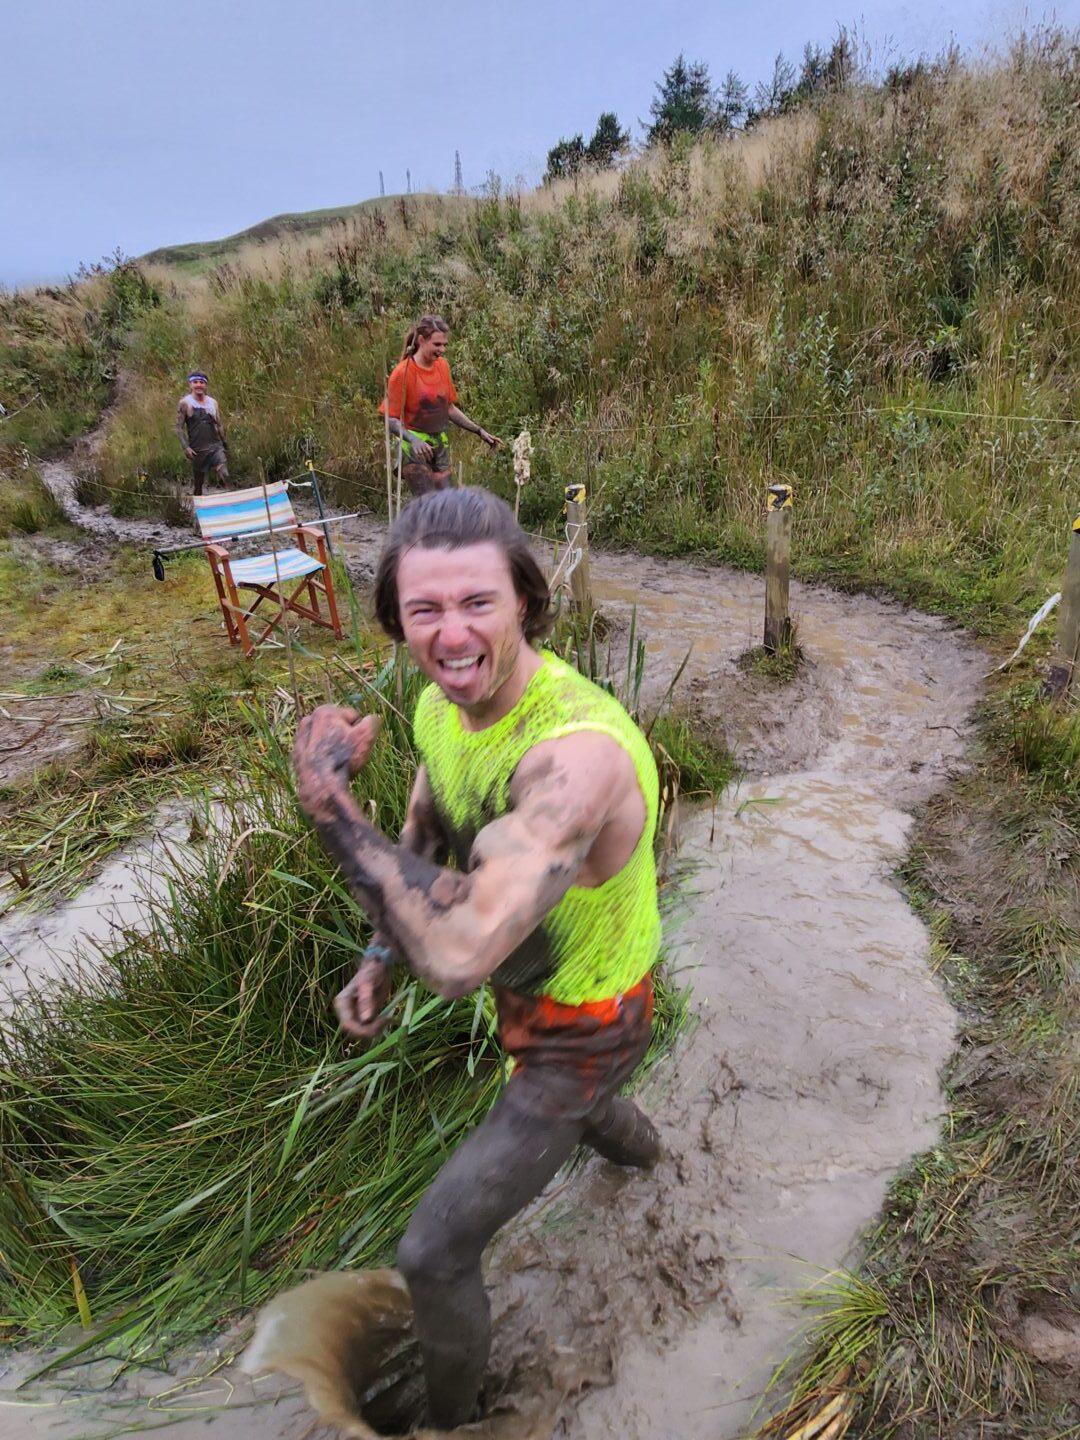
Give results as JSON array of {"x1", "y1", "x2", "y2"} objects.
[
  {"x1": 448, "y1": 404, "x2": 500, "y2": 448},
  {"x1": 366, "y1": 767, "x2": 447, "y2": 960},
  {"x1": 293, "y1": 709, "x2": 619, "y2": 998}
]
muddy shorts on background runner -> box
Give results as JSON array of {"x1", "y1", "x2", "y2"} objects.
[
  {"x1": 493, "y1": 972, "x2": 655, "y2": 1121},
  {"x1": 400, "y1": 430, "x2": 451, "y2": 497},
  {"x1": 190, "y1": 444, "x2": 229, "y2": 491}
]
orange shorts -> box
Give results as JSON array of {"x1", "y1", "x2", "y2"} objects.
[{"x1": 493, "y1": 973, "x2": 654, "y2": 1120}]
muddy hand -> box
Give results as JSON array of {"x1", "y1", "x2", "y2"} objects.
[
  {"x1": 334, "y1": 955, "x2": 393, "y2": 1038},
  {"x1": 293, "y1": 707, "x2": 382, "y2": 814}
]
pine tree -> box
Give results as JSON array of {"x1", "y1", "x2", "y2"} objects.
[
  {"x1": 647, "y1": 55, "x2": 719, "y2": 145},
  {"x1": 543, "y1": 135, "x2": 587, "y2": 183},
  {"x1": 750, "y1": 52, "x2": 797, "y2": 120},
  {"x1": 586, "y1": 111, "x2": 630, "y2": 167},
  {"x1": 544, "y1": 111, "x2": 629, "y2": 183},
  {"x1": 718, "y1": 70, "x2": 749, "y2": 130}
]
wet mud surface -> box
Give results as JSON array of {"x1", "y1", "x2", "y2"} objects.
[
  {"x1": 2, "y1": 502, "x2": 985, "y2": 1438},
  {"x1": 0, "y1": 681, "x2": 100, "y2": 790},
  {"x1": 35, "y1": 372, "x2": 184, "y2": 555},
  {"x1": 0, "y1": 805, "x2": 198, "y2": 1007}
]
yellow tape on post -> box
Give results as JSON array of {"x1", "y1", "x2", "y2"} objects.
[
  {"x1": 565, "y1": 482, "x2": 586, "y2": 505},
  {"x1": 1072, "y1": 512, "x2": 1080, "y2": 532},
  {"x1": 767, "y1": 483, "x2": 793, "y2": 512}
]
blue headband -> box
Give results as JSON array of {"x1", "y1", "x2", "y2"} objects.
[{"x1": 187, "y1": 372, "x2": 208, "y2": 384}]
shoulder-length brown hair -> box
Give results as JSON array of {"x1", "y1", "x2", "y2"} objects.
[{"x1": 373, "y1": 488, "x2": 554, "y2": 644}]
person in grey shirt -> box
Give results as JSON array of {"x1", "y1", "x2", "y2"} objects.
[{"x1": 176, "y1": 371, "x2": 229, "y2": 494}]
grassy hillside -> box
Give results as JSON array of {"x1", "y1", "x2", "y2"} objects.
[
  {"x1": 23, "y1": 35, "x2": 1076, "y2": 638},
  {"x1": 141, "y1": 193, "x2": 456, "y2": 274}
]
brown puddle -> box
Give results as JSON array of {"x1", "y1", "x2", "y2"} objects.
[
  {"x1": 1, "y1": 537, "x2": 984, "y2": 1439},
  {"x1": 0, "y1": 805, "x2": 203, "y2": 1013}
]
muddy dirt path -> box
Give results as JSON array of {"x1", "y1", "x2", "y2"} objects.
[
  {"x1": 34, "y1": 372, "x2": 185, "y2": 553},
  {"x1": 2, "y1": 501, "x2": 985, "y2": 1438}
]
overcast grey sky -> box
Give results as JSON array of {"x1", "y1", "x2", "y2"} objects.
[{"x1": 2, "y1": 0, "x2": 1074, "y2": 288}]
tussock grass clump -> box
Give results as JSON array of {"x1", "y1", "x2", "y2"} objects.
[
  {"x1": 738, "y1": 621, "x2": 805, "y2": 683},
  {"x1": 0, "y1": 468, "x2": 65, "y2": 537},
  {"x1": 557, "y1": 606, "x2": 733, "y2": 800},
  {"x1": 0, "y1": 658, "x2": 485, "y2": 1346},
  {"x1": 1003, "y1": 683, "x2": 1080, "y2": 795}
]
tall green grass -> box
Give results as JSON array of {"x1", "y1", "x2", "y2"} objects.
[{"x1": 0, "y1": 470, "x2": 65, "y2": 538}]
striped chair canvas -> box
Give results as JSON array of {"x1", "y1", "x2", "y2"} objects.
[{"x1": 193, "y1": 483, "x2": 343, "y2": 657}]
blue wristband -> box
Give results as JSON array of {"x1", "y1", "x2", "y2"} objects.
[{"x1": 363, "y1": 944, "x2": 393, "y2": 968}]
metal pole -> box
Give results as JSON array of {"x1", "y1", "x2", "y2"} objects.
[
  {"x1": 383, "y1": 378, "x2": 394, "y2": 522},
  {"x1": 306, "y1": 461, "x2": 335, "y2": 559}
]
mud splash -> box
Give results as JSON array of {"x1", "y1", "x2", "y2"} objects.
[
  {"x1": 1, "y1": 521, "x2": 983, "y2": 1439},
  {"x1": 239, "y1": 1271, "x2": 551, "y2": 1439}
]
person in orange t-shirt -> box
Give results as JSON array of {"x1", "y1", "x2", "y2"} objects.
[{"x1": 379, "y1": 315, "x2": 502, "y2": 497}]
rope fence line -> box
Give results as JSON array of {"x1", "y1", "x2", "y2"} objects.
[
  {"x1": 197, "y1": 387, "x2": 1080, "y2": 434},
  {"x1": 574, "y1": 403, "x2": 1080, "y2": 432},
  {"x1": 11, "y1": 396, "x2": 1076, "y2": 512},
  {"x1": 19, "y1": 452, "x2": 564, "y2": 549}
]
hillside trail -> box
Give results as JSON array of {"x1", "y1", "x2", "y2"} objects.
[{"x1": 2, "y1": 483, "x2": 985, "y2": 1439}]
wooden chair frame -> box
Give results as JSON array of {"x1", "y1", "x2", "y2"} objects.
[{"x1": 201, "y1": 518, "x2": 344, "y2": 659}]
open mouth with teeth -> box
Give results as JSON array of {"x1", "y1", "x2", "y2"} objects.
[{"x1": 438, "y1": 655, "x2": 485, "y2": 678}]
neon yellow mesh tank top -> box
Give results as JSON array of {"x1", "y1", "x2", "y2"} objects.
[{"x1": 413, "y1": 651, "x2": 661, "y2": 1004}]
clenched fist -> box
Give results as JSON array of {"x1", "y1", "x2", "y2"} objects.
[{"x1": 293, "y1": 706, "x2": 382, "y2": 820}]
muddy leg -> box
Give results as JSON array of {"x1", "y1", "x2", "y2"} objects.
[
  {"x1": 397, "y1": 1090, "x2": 583, "y2": 1430},
  {"x1": 402, "y1": 460, "x2": 437, "y2": 498},
  {"x1": 582, "y1": 1094, "x2": 661, "y2": 1169}
]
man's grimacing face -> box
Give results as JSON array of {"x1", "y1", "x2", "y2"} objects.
[{"x1": 396, "y1": 542, "x2": 527, "y2": 711}]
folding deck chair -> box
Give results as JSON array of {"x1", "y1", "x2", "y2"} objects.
[{"x1": 194, "y1": 483, "x2": 344, "y2": 658}]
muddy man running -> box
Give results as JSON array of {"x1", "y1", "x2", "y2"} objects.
[{"x1": 292, "y1": 487, "x2": 662, "y2": 1430}]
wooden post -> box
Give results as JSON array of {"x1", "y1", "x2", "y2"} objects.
[
  {"x1": 1049, "y1": 511, "x2": 1080, "y2": 699},
  {"x1": 564, "y1": 482, "x2": 593, "y2": 614},
  {"x1": 382, "y1": 378, "x2": 394, "y2": 521},
  {"x1": 764, "y1": 482, "x2": 792, "y2": 653}
]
